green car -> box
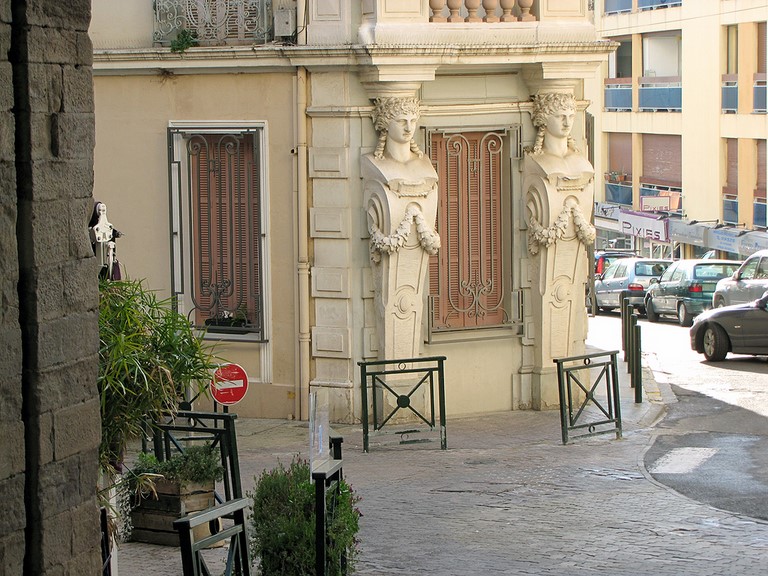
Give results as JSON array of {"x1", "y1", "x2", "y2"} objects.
[{"x1": 644, "y1": 259, "x2": 742, "y2": 327}]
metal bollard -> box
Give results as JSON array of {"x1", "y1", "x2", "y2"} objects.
[
  {"x1": 621, "y1": 297, "x2": 630, "y2": 361},
  {"x1": 627, "y1": 312, "x2": 638, "y2": 375},
  {"x1": 633, "y1": 323, "x2": 643, "y2": 403}
]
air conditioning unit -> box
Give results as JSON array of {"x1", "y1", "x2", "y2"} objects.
[{"x1": 274, "y1": 9, "x2": 295, "y2": 37}]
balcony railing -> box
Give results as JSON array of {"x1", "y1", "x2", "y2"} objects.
[
  {"x1": 755, "y1": 199, "x2": 767, "y2": 228},
  {"x1": 605, "y1": 0, "x2": 632, "y2": 14},
  {"x1": 604, "y1": 78, "x2": 632, "y2": 111},
  {"x1": 754, "y1": 73, "x2": 766, "y2": 113},
  {"x1": 638, "y1": 76, "x2": 681, "y2": 112},
  {"x1": 723, "y1": 196, "x2": 739, "y2": 225},
  {"x1": 605, "y1": 182, "x2": 633, "y2": 206},
  {"x1": 154, "y1": 0, "x2": 274, "y2": 47},
  {"x1": 638, "y1": 0, "x2": 682, "y2": 10},
  {"x1": 721, "y1": 74, "x2": 738, "y2": 114},
  {"x1": 429, "y1": 0, "x2": 538, "y2": 22}
]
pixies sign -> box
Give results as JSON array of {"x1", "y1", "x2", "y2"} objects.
[{"x1": 618, "y1": 210, "x2": 669, "y2": 242}]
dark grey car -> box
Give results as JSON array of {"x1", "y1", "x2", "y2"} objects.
[{"x1": 690, "y1": 290, "x2": 768, "y2": 361}]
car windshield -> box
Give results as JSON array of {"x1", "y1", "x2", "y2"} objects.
[{"x1": 693, "y1": 263, "x2": 739, "y2": 280}]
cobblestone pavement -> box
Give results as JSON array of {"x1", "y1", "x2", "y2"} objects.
[{"x1": 117, "y1": 362, "x2": 768, "y2": 576}]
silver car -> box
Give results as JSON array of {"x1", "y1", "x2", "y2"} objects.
[
  {"x1": 713, "y1": 249, "x2": 768, "y2": 307},
  {"x1": 592, "y1": 258, "x2": 671, "y2": 313}
]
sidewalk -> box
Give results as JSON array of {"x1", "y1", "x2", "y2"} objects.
[{"x1": 117, "y1": 350, "x2": 768, "y2": 576}]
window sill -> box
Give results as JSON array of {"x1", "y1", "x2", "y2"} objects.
[{"x1": 426, "y1": 324, "x2": 521, "y2": 345}]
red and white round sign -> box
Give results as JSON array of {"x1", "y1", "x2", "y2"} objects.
[{"x1": 210, "y1": 363, "x2": 249, "y2": 406}]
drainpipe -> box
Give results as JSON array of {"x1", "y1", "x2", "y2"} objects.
[{"x1": 296, "y1": 66, "x2": 311, "y2": 421}]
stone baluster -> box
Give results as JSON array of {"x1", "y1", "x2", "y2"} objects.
[
  {"x1": 465, "y1": 0, "x2": 482, "y2": 22},
  {"x1": 518, "y1": 0, "x2": 535, "y2": 21},
  {"x1": 447, "y1": 0, "x2": 464, "y2": 22},
  {"x1": 500, "y1": 0, "x2": 516, "y2": 22},
  {"x1": 429, "y1": 0, "x2": 447, "y2": 22},
  {"x1": 483, "y1": 0, "x2": 499, "y2": 23}
]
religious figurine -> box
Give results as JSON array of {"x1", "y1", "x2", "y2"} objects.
[{"x1": 361, "y1": 97, "x2": 440, "y2": 361}]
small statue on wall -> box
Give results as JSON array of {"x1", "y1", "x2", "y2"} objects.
[{"x1": 361, "y1": 96, "x2": 440, "y2": 361}]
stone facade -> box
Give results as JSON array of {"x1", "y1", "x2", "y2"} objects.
[{"x1": 1, "y1": 1, "x2": 101, "y2": 574}]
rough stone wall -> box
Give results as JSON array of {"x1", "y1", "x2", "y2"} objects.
[{"x1": 2, "y1": 1, "x2": 101, "y2": 574}]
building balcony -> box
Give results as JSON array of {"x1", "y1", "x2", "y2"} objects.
[
  {"x1": 638, "y1": 0, "x2": 682, "y2": 10},
  {"x1": 721, "y1": 74, "x2": 737, "y2": 114},
  {"x1": 754, "y1": 74, "x2": 767, "y2": 114},
  {"x1": 605, "y1": 78, "x2": 632, "y2": 111},
  {"x1": 723, "y1": 197, "x2": 738, "y2": 225},
  {"x1": 605, "y1": 0, "x2": 632, "y2": 15},
  {"x1": 605, "y1": 182, "x2": 633, "y2": 206},
  {"x1": 638, "y1": 76, "x2": 681, "y2": 112},
  {"x1": 754, "y1": 199, "x2": 767, "y2": 229}
]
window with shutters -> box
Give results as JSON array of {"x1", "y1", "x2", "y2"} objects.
[
  {"x1": 168, "y1": 125, "x2": 266, "y2": 339},
  {"x1": 427, "y1": 130, "x2": 511, "y2": 332}
]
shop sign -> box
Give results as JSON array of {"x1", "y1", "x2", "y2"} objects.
[
  {"x1": 618, "y1": 210, "x2": 669, "y2": 242},
  {"x1": 737, "y1": 231, "x2": 768, "y2": 256},
  {"x1": 705, "y1": 228, "x2": 742, "y2": 254},
  {"x1": 668, "y1": 220, "x2": 708, "y2": 246}
]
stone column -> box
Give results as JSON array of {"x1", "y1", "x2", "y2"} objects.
[{"x1": 522, "y1": 92, "x2": 596, "y2": 409}]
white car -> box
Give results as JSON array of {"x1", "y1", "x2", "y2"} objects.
[{"x1": 713, "y1": 249, "x2": 768, "y2": 307}]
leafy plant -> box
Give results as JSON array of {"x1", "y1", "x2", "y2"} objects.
[
  {"x1": 248, "y1": 457, "x2": 361, "y2": 576},
  {"x1": 132, "y1": 445, "x2": 224, "y2": 487},
  {"x1": 98, "y1": 279, "x2": 218, "y2": 475},
  {"x1": 170, "y1": 28, "x2": 198, "y2": 53}
]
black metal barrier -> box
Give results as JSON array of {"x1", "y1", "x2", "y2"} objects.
[
  {"x1": 358, "y1": 356, "x2": 447, "y2": 452},
  {"x1": 174, "y1": 498, "x2": 251, "y2": 576},
  {"x1": 554, "y1": 351, "x2": 623, "y2": 444},
  {"x1": 620, "y1": 297, "x2": 643, "y2": 403},
  {"x1": 144, "y1": 410, "x2": 243, "y2": 503},
  {"x1": 313, "y1": 429, "x2": 346, "y2": 576}
]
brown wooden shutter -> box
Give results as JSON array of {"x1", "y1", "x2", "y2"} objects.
[
  {"x1": 759, "y1": 22, "x2": 766, "y2": 75},
  {"x1": 642, "y1": 134, "x2": 682, "y2": 186},
  {"x1": 725, "y1": 138, "x2": 739, "y2": 194},
  {"x1": 758, "y1": 139, "x2": 766, "y2": 198},
  {"x1": 608, "y1": 133, "x2": 632, "y2": 176},
  {"x1": 429, "y1": 131, "x2": 505, "y2": 330}
]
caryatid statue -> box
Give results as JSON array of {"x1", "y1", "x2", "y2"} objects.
[
  {"x1": 522, "y1": 92, "x2": 596, "y2": 408},
  {"x1": 361, "y1": 97, "x2": 440, "y2": 361}
]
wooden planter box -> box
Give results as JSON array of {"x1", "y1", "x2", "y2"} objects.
[{"x1": 130, "y1": 479, "x2": 215, "y2": 546}]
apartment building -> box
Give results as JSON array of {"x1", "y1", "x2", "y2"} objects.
[{"x1": 598, "y1": 0, "x2": 768, "y2": 258}]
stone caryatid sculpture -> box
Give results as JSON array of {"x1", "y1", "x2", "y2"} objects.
[
  {"x1": 522, "y1": 92, "x2": 596, "y2": 409},
  {"x1": 362, "y1": 97, "x2": 440, "y2": 362}
]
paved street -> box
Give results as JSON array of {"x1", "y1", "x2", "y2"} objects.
[{"x1": 117, "y1": 358, "x2": 768, "y2": 575}]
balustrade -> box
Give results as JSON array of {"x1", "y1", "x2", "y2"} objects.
[{"x1": 429, "y1": 0, "x2": 536, "y2": 23}]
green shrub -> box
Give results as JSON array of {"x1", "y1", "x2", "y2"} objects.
[
  {"x1": 170, "y1": 28, "x2": 198, "y2": 53},
  {"x1": 132, "y1": 444, "x2": 224, "y2": 486},
  {"x1": 248, "y1": 457, "x2": 361, "y2": 575}
]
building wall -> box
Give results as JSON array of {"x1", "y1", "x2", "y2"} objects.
[
  {"x1": 93, "y1": 71, "x2": 299, "y2": 418},
  {"x1": 2, "y1": 0, "x2": 101, "y2": 574}
]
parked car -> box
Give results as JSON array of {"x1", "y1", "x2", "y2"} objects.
[
  {"x1": 690, "y1": 290, "x2": 768, "y2": 361},
  {"x1": 593, "y1": 249, "x2": 636, "y2": 275},
  {"x1": 712, "y1": 249, "x2": 768, "y2": 307},
  {"x1": 592, "y1": 258, "x2": 671, "y2": 313},
  {"x1": 644, "y1": 259, "x2": 742, "y2": 327}
]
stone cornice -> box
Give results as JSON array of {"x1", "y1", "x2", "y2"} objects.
[{"x1": 93, "y1": 41, "x2": 617, "y2": 75}]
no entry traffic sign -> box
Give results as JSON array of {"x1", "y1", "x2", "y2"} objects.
[{"x1": 210, "y1": 363, "x2": 249, "y2": 406}]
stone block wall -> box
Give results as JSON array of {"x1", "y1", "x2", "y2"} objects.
[{"x1": 1, "y1": 1, "x2": 101, "y2": 574}]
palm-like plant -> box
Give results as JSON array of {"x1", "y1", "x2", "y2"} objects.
[{"x1": 98, "y1": 279, "x2": 217, "y2": 475}]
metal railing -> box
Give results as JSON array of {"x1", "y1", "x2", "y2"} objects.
[
  {"x1": 144, "y1": 410, "x2": 243, "y2": 503},
  {"x1": 174, "y1": 498, "x2": 251, "y2": 576},
  {"x1": 312, "y1": 431, "x2": 347, "y2": 576},
  {"x1": 554, "y1": 351, "x2": 623, "y2": 444},
  {"x1": 358, "y1": 356, "x2": 447, "y2": 452}
]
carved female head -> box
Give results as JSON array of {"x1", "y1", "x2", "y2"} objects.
[
  {"x1": 531, "y1": 92, "x2": 578, "y2": 155},
  {"x1": 372, "y1": 97, "x2": 424, "y2": 160}
]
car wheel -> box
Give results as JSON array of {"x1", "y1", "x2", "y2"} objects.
[
  {"x1": 713, "y1": 295, "x2": 725, "y2": 308},
  {"x1": 646, "y1": 298, "x2": 659, "y2": 322},
  {"x1": 637, "y1": 306, "x2": 647, "y2": 316},
  {"x1": 702, "y1": 324, "x2": 729, "y2": 362},
  {"x1": 677, "y1": 303, "x2": 693, "y2": 327}
]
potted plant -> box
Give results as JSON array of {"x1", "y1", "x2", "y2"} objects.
[
  {"x1": 248, "y1": 457, "x2": 361, "y2": 576},
  {"x1": 128, "y1": 444, "x2": 225, "y2": 546},
  {"x1": 97, "y1": 279, "x2": 219, "y2": 541}
]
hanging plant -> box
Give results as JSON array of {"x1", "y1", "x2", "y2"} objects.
[{"x1": 170, "y1": 28, "x2": 198, "y2": 53}]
